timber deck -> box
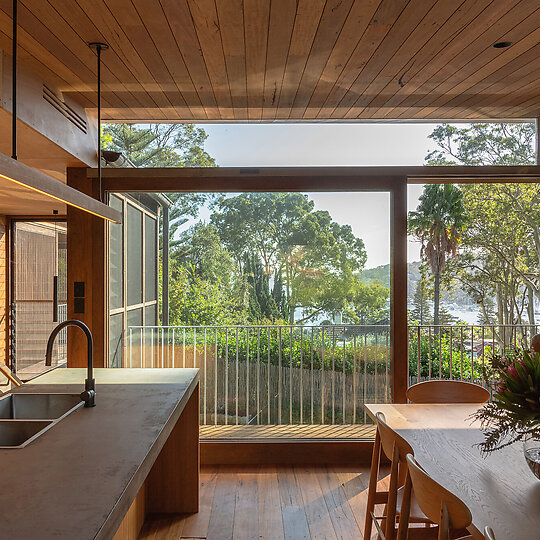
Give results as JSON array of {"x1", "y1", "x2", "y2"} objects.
[{"x1": 200, "y1": 424, "x2": 376, "y2": 441}]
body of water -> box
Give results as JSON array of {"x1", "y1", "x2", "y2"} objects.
[{"x1": 446, "y1": 306, "x2": 480, "y2": 325}]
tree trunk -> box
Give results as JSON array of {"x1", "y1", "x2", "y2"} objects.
[
  {"x1": 495, "y1": 283, "x2": 505, "y2": 348},
  {"x1": 496, "y1": 284, "x2": 504, "y2": 326},
  {"x1": 434, "y1": 273, "x2": 440, "y2": 326},
  {"x1": 528, "y1": 285, "x2": 536, "y2": 325},
  {"x1": 532, "y1": 225, "x2": 540, "y2": 303},
  {"x1": 479, "y1": 302, "x2": 493, "y2": 325}
]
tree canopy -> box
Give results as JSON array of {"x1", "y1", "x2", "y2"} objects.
[
  {"x1": 408, "y1": 183, "x2": 467, "y2": 325},
  {"x1": 425, "y1": 123, "x2": 535, "y2": 166},
  {"x1": 211, "y1": 193, "x2": 369, "y2": 323},
  {"x1": 422, "y1": 122, "x2": 538, "y2": 326},
  {"x1": 102, "y1": 123, "x2": 217, "y2": 239},
  {"x1": 102, "y1": 123, "x2": 216, "y2": 168}
]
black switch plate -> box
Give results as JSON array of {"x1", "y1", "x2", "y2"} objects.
[
  {"x1": 74, "y1": 281, "x2": 85, "y2": 298},
  {"x1": 74, "y1": 298, "x2": 85, "y2": 314}
]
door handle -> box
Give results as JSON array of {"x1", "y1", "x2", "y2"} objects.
[{"x1": 53, "y1": 275, "x2": 58, "y2": 322}]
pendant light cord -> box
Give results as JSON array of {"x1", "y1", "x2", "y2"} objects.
[
  {"x1": 89, "y1": 42, "x2": 108, "y2": 202},
  {"x1": 12, "y1": 0, "x2": 17, "y2": 160},
  {"x1": 97, "y1": 43, "x2": 102, "y2": 201}
]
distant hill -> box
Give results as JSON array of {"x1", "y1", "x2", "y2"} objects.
[
  {"x1": 359, "y1": 261, "x2": 475, "y2": 308},
  {"x1": 359, "y1": 261, "x2": 422, "y2": 296},
  {"x1": 358, "y1": 264, "x2": 390, "y2": 288}
]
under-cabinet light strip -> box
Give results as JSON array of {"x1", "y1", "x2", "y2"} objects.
[{"x1": 0, "y1": 171, "x2": 121, "y2": 223}]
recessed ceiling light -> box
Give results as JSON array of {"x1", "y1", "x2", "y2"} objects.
[{"x1": 493, "y1": 41, "x2": 512, "y2": 48}]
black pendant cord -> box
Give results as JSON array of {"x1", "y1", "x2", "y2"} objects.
[
  {"x1": 97, "y1": 43, "x2": 102, "y2": 201},
  {"x1": 89, "y1": 42, "x2": 108, "y2": 202},
  {"x1": 12, "y1": 0, "x2": 17, "y2": 160}
]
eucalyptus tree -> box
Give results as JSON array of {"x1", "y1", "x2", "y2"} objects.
[
  {"x1": 426, "y1": 122, "x2": 538, "y2": 324},
  {"x1": 211, "y1": 193, "x2": 367, "y2": 323},
  {"x1": 425, "y1": 123, "x2": 535, "y2": 166},
  {"x1": 457, "y1": 184, "x2": 535, "y2": 325},
  {"x1": 408, "y1": 184, "x2": 467, "y2": 325},
  {"x1": 175, "y1": 222, "x2": 233, "y2": 285}
]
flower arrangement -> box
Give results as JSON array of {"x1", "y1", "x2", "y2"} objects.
[{"x1": 473, "y1": 347, "x2": 540, "y2": 453}]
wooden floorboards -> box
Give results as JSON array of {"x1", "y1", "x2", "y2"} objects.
[{"x1": 139, "y1": 465, "x2": 387, "y2": 539}]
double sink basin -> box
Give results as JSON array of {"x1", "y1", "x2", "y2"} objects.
[{"x1": 0, "y1": 393, "x2": 83, "y2": 448}]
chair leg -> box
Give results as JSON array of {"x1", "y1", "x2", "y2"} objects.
[
  {"x1": 396, "y1": 471, "x2": 412, "y2": 540},
  {"x1": 365, "y1": 429, "x2": 382, "y2": 540},
  {"x1": 383, "y1": 443, "x2": 400, "y2": 540},
  {"x1": 440, "y1": 503, "x2": 450, "y2": 540}
]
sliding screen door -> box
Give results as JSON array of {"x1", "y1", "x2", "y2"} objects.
[{"x1": 11, "y1": 220, "x2": 67, "y2": 377}]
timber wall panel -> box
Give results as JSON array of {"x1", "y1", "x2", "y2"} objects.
[
  {"x1": 0, "y1": 216, "x2": 7, "y2": 371},
  {"x1": 66, "y1": 167, "x2": 106, "y2": 367}
]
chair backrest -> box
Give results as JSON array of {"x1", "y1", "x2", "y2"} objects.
[
  {"x1": 531, "y1": 333, "x2": 540, "y2": 355},
  {"x1": 405, "y1": 454, "x2": 472, "y2": 538},
  {"x1": 406, "y1": 380, "x2": 490, "y2": 404},
  {"x1": 373, "y1": 413, "x2": 416, "y2": 540},
  {"x1": 484, "y1": 527, "x2": 496, "y2": 540},
  {"x1": 376, "y1": 412, "x2": 414, "y2": 464},
  {"x1": 376, "y1": 412, "x2": 413, "y2": 488}
]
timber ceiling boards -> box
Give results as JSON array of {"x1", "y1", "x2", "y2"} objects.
[{"x1": 0, "y1": 0, "x2": 539, "y2": 122}]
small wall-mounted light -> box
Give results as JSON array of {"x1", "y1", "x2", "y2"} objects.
[{"x1": 493, "y1": 41, "x2": 512, "y2": 49}]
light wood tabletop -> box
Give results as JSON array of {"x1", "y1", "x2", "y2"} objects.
[{"x1": 365, "y1": 403, "x2": 540, "y2": 540}]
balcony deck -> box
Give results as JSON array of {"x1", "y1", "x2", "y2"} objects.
[
  {"x1": 200, "y1": 424, "x2": 376, "y2": 441},
  {"x1": 139, "y1": 464, "x2": 388, "y2": 540}
]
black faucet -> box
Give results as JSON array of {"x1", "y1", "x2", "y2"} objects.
[{"x1": 45, "y1": 320, "x2": 96, "y2": 407}]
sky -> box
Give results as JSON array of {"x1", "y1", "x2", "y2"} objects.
[{"x1": 192, "y1": 123, "x2": 437, "y2": 267}]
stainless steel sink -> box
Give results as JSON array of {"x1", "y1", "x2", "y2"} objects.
[
  {"x1": 0, "y1": 393, "x2": 84, "y2": 448},
  {"x1": 0, "y1": 420, "x2": 54, "y2": 448},
  {"x1": 0, "y1": 393, "x2": 83, "y2": 420}
]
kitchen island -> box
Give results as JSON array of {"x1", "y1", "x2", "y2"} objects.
[{"x1": 0, "y1": 368, "x2": 199, "y2": 539}]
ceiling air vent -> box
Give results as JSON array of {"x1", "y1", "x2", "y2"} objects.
[{"x1": 42, "y1": 84, "x2": 88, "y2": 134}]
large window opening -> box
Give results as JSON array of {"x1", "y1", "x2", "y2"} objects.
[
  {"x1": 407, "y1": 182, "x2": 540, "y2": 388},
  {"x1": 108, "y1": 190, "x2": 392, "y2": 431},
  {"x1": 102, "y1": 120, "x2": 537, "y2": 436}
]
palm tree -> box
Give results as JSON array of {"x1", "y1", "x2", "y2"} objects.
[{"x1": 408, "y1": 184, "x2": 467, "y2": 325}]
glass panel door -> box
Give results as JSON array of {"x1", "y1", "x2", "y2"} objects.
[{"x1": 11, "y1": 220, "x2": 67, "y2": 378}]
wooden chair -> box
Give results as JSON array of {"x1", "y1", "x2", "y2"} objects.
[
  {"x1": 364, "y1": 413, "x2": 433, "y2": 540},
  {"x1": 406, "y1": 380, "x2": 490, "y2": 404},
  {"x1": 397, "y1": 454, "x2": 473, "y2": 540},
  {"x1": 484, "y1": 527, "x2": 496, "y2": 540}
]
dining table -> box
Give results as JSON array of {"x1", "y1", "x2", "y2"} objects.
[{"x1": 365, "y1": 403, "x2": 540, "y2": 540}]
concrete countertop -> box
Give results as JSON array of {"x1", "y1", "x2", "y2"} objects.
[{"x1": 0, "y1": 368, "x2": 199, "y2": 540}]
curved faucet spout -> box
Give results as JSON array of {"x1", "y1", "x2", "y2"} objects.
[{"x1": 45, "y1": 320, "x2": 95, "y2": 407}]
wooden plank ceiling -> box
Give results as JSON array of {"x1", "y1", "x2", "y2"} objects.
[{"x1": 0, "y1": 0, "x2": 539, "y2": 122}]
